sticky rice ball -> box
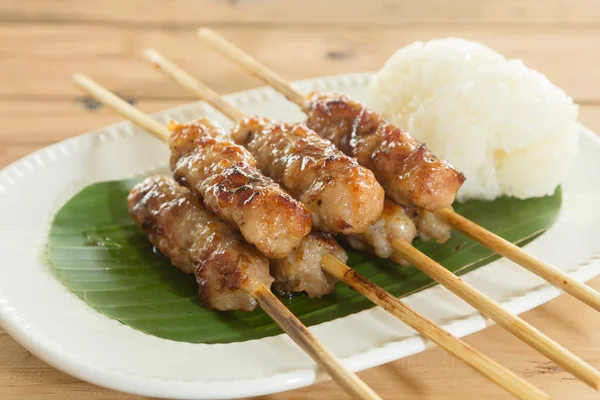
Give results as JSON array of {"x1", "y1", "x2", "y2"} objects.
[{"x1": 368, "y1": 38, "x2": 579, "y2": 201}]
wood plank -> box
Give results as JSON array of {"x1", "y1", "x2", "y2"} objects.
[
  {"x1": 0, "y1": 99, "x2": 184, "y2": 146},
  {"x1": 579, "y1": 105, "x2": 600, "y2": 133},
  {"x1": 1, "y1": 0, "x2": 599, "y2": 26},
  {"x1": 267, "y1": 277, "x2": 600, "y2": 400},
  {"x1": 1, "y1": 276, "x2": 599, "y2": 400},
  {"x1": 1, "y1": 24, "x2": 599, "y2": 102},
  {"x1": 2, "y1": 2, "x2": 600, "y2": 398},
  {"x1": 0, "y1": 144, "x2": 48, "y2": 168},
  {"x1": 0, "y1": 101, "x2": 598, "y2": 153}
]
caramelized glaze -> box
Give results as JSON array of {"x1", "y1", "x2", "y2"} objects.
[
  {"x1": 304, "y1": 92, "x2": 465, "y2": 211},
  {"x1": 169, "y1": 118, "x2": 312, "y2": 259},
  {"x1": 128, "y1": 176, "x2": 274, "y2": 311}
]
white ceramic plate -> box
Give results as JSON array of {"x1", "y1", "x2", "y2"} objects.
[{"x1": 1, "y1": 73, "x2": 600, "y2": 399}]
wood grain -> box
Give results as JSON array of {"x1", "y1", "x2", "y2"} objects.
[
  {"x1": 2, "y1": 102, "x2": 599, "y2": 162},
  {"x1": 255, "y1": 286, "x2": 383, "y2": 400},
  {"x1": 1, "y1": 0, "x2": 599, "y2": 26},
  {"x1": 2, "y1": 1, "x2": 600, "y2": 399},
  {"x1": 1, "y1": 25, "x2": 599, "y2": 101},
  {"x1": 2, "y1": 277, "x2": 600, "y2": 399}
]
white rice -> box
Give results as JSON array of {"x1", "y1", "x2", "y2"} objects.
[{"x1": 368, "y1": 38, "x2": 579, "y2": 201}]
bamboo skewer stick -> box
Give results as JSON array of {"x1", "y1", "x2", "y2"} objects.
[
  {"x1": 145, "y1": 49, "x2": 244, "y2": 122},
  {"x1": 140, "y1": 51, "x2": 554, "y2": 399},
  {"x1": 150, "y1": 52, "x2": 246, "y2": 122},
  {"x1": 322, "y1": 255, "x2": 548, "y2": 400},
  {"x1": 156, "y1": 39, "x2": 600, "y2": 391},
  {"x1": 436, "y1": 208, "x2": 600, "y2": 312},
  {"x1": 196, "y1": 27, "x2": 600, "y2": 314},
  {"x1": 392, "y1": 239, "x2": 600, "y2": 390},
  {"x1": 254, "y1": 286, "x2": 382, "y2": 400},
  {"x1": 75, "y1": 75, "x2": 170, "y2": 142},
  {"x1": 198, "y1": 28, "x2": 305, "y2": 108},
  {"x1": 75, "y1": 72, "x2": 548, "y2": 400},
  {"x1": 74, "y1": 73, "x2": 381, "y2": 400}
]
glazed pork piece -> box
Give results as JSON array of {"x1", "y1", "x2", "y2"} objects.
[
  {"x1": 127, "y1": 176, "x2": 274, "y2": 312},
  {"x1": 270, "y1": 232, "x2": 346, "y2": 299},
  {"x1": 169, "y1": 118, "x2": 312, "y2": 259},
  {"x1": 303, "y1": 92, "x2": 466, "y2": 212},
  {"x1": 408, "y1": 208, "x2": 453, "y2": 244},
  {"x1": 346, "y1": 199, "x2": 417, "y2": 259},
  {"x1": 231, "y1": 116, "x2": 385, "y2": 234},
  {"x1": 346, "y1": 199, "x2": 452, "y2": 263}
]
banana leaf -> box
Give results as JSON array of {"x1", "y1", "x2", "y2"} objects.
[{"x1": 47, "y1": 179, "x2": 561, "y2": 343}]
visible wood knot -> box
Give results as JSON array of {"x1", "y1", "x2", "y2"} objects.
[
  {"x1": 78, "y1": 93, "x2": 137, "y2": 111},
  {"x1": 326, "y1": 49, "x2": 355, "y2": 61},
  {"x1": 533, "y1": 361, "x2": 562, "y2": 375}
]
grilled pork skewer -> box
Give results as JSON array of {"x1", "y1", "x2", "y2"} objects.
[
  {"x1": 193, "y1": 31, "x2": 461, "y2": 213},
  {"x1": 92, "y1": 85, "x2": 314, "y2": 260},
  {"x1": 168, "y1": 118, "x2": 311, "y2": 259},
  {"x1": 231, "y1": 116, "x2": 385, "y2": 233},
  {"x1": 75, "y1": 73, "x2": 545, "y2": 400},
  {"x1": 303, "y1": 91, "x2": 465, "y2": 211},
  {"x1": 169, "y1": 35, "x2": 600, "y2": 390},
  {"x1": 128, "y1": 175, "x2": 380, "y2": 400},
  {"x1": 171, "y1": 117, "x2": 362, "y2": 298},
  {"x1": 129, "y1": 175, "x2": 273, "y2": 311},
  {"x1": 79, "y1": 74, "x2": 344, "y2": 299},
  {"x1": 174, "y1": 116, "x2": 385, "y2": 235},
  {"x1": 196, "y1": 27, "x2": 600, "y2": 316}
]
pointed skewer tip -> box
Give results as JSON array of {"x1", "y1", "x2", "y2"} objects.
[
  {"x1": 143, "y1": 48, "x2": 160, "y2": 60},
  {"x1": 197, "y1": 27, "x2": 213, "y2": 38},
  {"x1": 73, "y1": 73, "x2": 87, "y2": 83}
]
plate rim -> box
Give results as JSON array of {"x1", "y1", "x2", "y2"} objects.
[{"x1": 1, "y1": 72, "x2": 600, "y2": 399}]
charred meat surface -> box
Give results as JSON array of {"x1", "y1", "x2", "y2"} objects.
[
  {"x1": 231, "y1": 116, "x2": 384, "y2": 234},
  {"x1": 128, "y1": 176, "x2": 274, "y2": 312},
  {"x1": 169, "y1": 118, "x2": 312, "y2": 259},
  {"x1": 270, "y1": 232, "x2": 346, "y2": 298},
  {"x1": 304, "y1": 92, "x2": 465, "y2": 211}
]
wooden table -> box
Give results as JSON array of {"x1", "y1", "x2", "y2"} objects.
[{"x1": 2, "y1": 1, "x2": 600, "y2": 398}]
